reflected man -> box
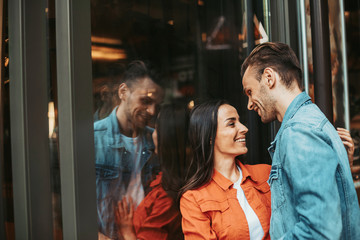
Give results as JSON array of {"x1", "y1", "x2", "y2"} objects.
[
  {"x1": 94, "y1": 60, "x2": 163, "y2": 239},
  {"x1": 241, "y1": 42, "x2": 360, "y2": 239}
]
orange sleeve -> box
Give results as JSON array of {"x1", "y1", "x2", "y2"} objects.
[
  {"x1": 135, "y1": 189, "x2": 181, "y2": 240},
  {"x1": 180, "y1": 191, "x2": 217, "y2": 240}
]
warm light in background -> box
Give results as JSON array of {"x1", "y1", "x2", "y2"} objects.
[
  {"x1": 48, "y1": 101, "x2": 55, "y2": 138},
  {"x1": 201, "y1": 33, "x2": 207, "y2": 42},
  {"x1": 91, "y1": 45, "x2": 127, "y2": 61},
  {"x1": 91, "y1": 36, "x2": 126, "y2": 61},
  {"x1": 91, "y1": 36, "x2": 123, "y2": 45},
  {"x1": 188, "y1": 100, "x2": 194, "y2": 110}
]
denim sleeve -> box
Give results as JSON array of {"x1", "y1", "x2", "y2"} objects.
[{"x1": 279, "y1": 125, "x2": 342, "y2": 239}]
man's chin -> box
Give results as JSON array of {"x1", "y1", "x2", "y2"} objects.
[{"x1": 260, "y1": 116, "x2": 271, "y2": 123}]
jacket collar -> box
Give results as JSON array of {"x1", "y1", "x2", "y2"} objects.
[
  {"x1": 212, "y1": 161, "x2": 259, "y2": 191},
  {"x1": 271, "y1": 91, "x2": 312, "y2": 146},
  {"x1": 106, "y1": 107, "x2": 154, "y2": 150}
]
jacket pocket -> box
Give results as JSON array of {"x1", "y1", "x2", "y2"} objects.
[
  {"x1": 199, "y1": 200, "x2": 231, "y2": 234},
  {"x1": 255, "y1": 181, "x2": 271, "y2": 209},
  {"x1": 96, "y1": 164, "x2": 119, "y2": 180},
  {"x1": 268, "y1": 165, "x2": 285, "y2": 210}
]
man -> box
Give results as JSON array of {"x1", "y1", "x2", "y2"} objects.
[
  {"x1": 241, "y1": 42, "x2": 360, "y2": 239},
  {"x1": 94, "y1": 60, "x2": 163, "y2": 239}
]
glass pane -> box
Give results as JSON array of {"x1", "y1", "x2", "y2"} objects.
[
  {"x1": 46, "y1": 0, "x2": 63, "y2": 239},
  {"x1": 90, "y1": 0, "x2": 271, "y2": 239},
  {"x1": 345, "y1": 0, "x2": 360, "y2": 202},
  {"x1": 1, "y1": 0, "x2": 14, "y2": 238}
]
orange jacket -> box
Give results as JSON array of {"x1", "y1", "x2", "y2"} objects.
[
  {"x1": 180, "y1": 162, "x2": 271, "y2": 240},
  {"x1": 133, "y1": 173, "x2": 183, "y2": 240}
]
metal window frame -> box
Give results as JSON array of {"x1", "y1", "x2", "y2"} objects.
[
  {"x1": 55, "y1": 0, "x2": 97, "y2": 239},
  {"x1": 8, "y1": 0, "x2": 53, "y2": 239},
  {"x1": 9, "y1": 0, "x2": 97, "y2": 238}
]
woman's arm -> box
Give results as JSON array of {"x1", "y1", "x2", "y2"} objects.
[
  {"x1": 337, "y1": 127, "x2": 354, "y2": 167},
  {"x1": 115, "y1": 197, "x2": 137, "y2": 240}
]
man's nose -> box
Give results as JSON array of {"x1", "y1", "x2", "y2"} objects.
[
  {"x1": 247, "y1": 99, "x2": 254, "y2": 110},
  {"x1": 147, "y1": 104, "x2": 156, "y2": 116}
]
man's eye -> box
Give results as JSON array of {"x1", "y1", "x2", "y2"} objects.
[
  {"x1": 228, "y1": 122, "x2": 235, "y2": 127},
  {"x1": 247, "y1": 90, "x2": 251, "y2": 96},
  {"x1": 142, "y1": 98, "x2": 152, "y2": 104}
]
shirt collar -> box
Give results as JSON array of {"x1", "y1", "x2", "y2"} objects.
[{"x1": 212, "y1": 161, "x2": 258, "y2": 191}]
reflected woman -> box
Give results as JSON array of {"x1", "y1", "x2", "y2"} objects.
[{"x1": 116, "y1": 103, "x2": 190, "y2": 240}]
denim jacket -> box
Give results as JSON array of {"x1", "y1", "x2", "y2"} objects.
[
  {"x1": 94, "y1": 107, "x2": 159, "y2": 239},
  {"x1": 268, "y1": 92, "x2": 360, "y2": 240}
]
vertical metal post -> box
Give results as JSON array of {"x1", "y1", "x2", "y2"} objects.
[
  {"x1": 55, "y1": 0, "x2": 97, "y2": 239},
  {"x1": 8, "y1": 0, "x2": 53, "y2": 239},
  {"x1": 298, "y1": 0, "x2": 309, "y2": 94},
  {"x1": 310, "y1": 0, "x2": 333, "y2": 122},
  {"x1": 339, "y1": 0, "x2": 350, "y2": 130},
  {"x1": 245, "y1": 0, "x2": 262, "y2": 164}
]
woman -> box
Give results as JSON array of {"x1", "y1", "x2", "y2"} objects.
[
  {"x1": 179, "y1": 100, "x2": 271, "y2": 240},
  {"x1": 116, "y1": 103, "x2": 190, "y2": 240},
  {"x1": 179, "y1": 100, "x2": 355, "y2": 240}
]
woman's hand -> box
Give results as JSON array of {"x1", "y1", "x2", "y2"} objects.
[
  {"x1": 337, "y1": 128, "x2": 354, "y2": 167},
  {"x1": 115, "y1": 197, "x2": 137, "y2": 240}
]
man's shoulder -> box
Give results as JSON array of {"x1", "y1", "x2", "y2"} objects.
[
  {"x1": 94, "y1": 116, "x2": 111, "y2": 132},
  {"x1": 286, "y1": 102, "x2": 327, "y2": 129}
]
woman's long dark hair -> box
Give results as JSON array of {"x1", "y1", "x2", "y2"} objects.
[
  {"x1": 179, "y1": 99, "x2": 228, "y2": 198},
  {"x1": 156, "y1": 103, "x2": 191, "y2": 202}
]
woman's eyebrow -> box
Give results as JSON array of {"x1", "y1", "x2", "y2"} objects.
[{"x1": 225, "y1": 117, "x2": 236, "y2": 122}]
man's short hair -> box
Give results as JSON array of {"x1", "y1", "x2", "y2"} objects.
[
  {"x1": 122, "y1": 60, "x2": 161, "y2": 89},
  {"x1": 241, "y1": 42, "x2": 303, "y2": 90}
]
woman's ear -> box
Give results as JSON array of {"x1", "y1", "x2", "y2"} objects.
[{"x1": 118, "y1": 83, "x2": 128, "y2": 100}]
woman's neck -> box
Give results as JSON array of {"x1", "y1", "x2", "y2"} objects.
[{"x1": 214, "y1": 156, "x2": 239, "y2": 183}]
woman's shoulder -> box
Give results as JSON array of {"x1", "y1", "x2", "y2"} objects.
[
  {"x1": 241, "y1": 163, "x2": 271, "y2": 182},
  {"x1": 181, "y1": 180, "x2": 226, "y2": 204}
]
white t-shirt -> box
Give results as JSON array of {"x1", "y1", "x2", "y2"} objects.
[
  {"x1": 233, "y1": 166, "x2": 264, "y2": 240},
  {"x1": 122, "y1": 135, "x2": 145, "y2": 208}
]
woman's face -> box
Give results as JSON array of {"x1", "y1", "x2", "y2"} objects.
[
  {"x1": 152, "y1": 128, "x2": 158, "y2": 155},
  {"x1": 214, "y1": 104, "x2": 248, "y2": 158}
]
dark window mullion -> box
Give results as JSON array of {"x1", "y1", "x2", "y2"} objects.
[
  {"x1": 9, "y1": 0, "x2": 53, "y2": 239},
  {"x1": 55, "y1": 0, "x2": 97, "y2": 239}
]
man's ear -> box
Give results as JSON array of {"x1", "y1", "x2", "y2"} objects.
[
  {"x1": 118, "y1": 83, "x2": 128, "y2": 101},
  {"x1": 262, "y1": 67, "x2": 277, "y2": 89}
]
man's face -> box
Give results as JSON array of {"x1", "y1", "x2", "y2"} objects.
[
  {"x1": 242, "y1": 67, "x2": 277, "y2": 123},
  {"x1": 124, "y1": 77, "x2": 163, "y2": 129}
]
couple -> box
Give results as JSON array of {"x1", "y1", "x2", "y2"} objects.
[{"x1": 180, "y1": 42, "x2": 360, "y2": 239}]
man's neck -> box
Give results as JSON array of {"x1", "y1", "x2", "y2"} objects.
[{"x1": 275, "y1": 86, "x2": 302, "y2": 122}]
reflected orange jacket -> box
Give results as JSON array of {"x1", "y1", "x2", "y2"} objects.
[
  {"x1": 180, "y1": 162, "x2": 271, "y2": 240},
  {"x1": 133, "y1": 173, "x2": 183, "y2": 240}
]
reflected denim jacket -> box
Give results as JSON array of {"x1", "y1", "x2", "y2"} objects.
[
  {"x1": 94, "y1": 107, "x2": 158, "y2": 239},
  {"x1": 268, "y1": 92, "x2": 360, "y2": 240}
]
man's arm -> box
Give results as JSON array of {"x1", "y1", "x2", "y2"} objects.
[{"x1": 279, "y1": 126, "x2": 342, "y2": 239}]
